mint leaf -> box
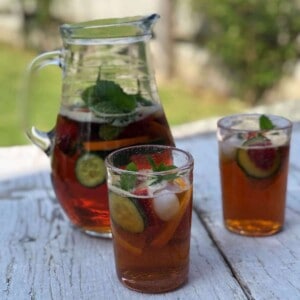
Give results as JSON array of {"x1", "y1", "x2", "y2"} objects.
[
  {"x1": 81, "y1": 79, "x2": 137, "y2": 115},
  {"x1": 81, "y1": 85, "x2": 98, "y2": 106},
  {"x1": 154, "y1": 164, "x2": 178, "y2": 184},
  {"x1": 146, "y1": 155, "x2": 178, "y2": 185},
  {"x1": 136, "y1": 94, "x2": 152, "y2": 106},
  {"x1": 120, "y1": 157, "x2": 179, "y2": 190},
  {"x1": 259, "y1": 115, "x2": 275, "y2": 130},
  {"x1": 126, "y1": 162, "x2": 138, "y2": 172},
  {"x1": 120, "y1": 162, "x2": 137, "y2": 191},
  {"x1": 91, "y1": 101, "x2": 123, "y2": 115},
  {"x1": 147, "y1": 156, "x2": 157, "y2": 170}
]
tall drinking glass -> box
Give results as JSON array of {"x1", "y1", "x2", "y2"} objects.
[
  {"x1": 105, "y1": 145, "x2": 194, "y2": 293},
  {"x1": 217, "y1": 114, "x2": 292, "y2": 236}
]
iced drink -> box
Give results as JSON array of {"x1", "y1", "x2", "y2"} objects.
[
  {"x1": 217, "y1": 114, "x2": 292, "y2": 236},
  {"x1": 105, "y1": 145, "x2": 194, "y2": 293}
]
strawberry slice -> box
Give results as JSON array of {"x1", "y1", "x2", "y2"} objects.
[
  {"x1": 237, "y1": 136, "x2": 281, "y2": 178},
  {"x1": 139, "y1": 197, "x2": 165, "y2": 242},
  {"x1": 133, "y1": 188, "x2": 157, "y2": 224},
  {"x1": 130, "y1": 155, "x2": 151, "y2": 169},
  {"x1": 247, "y1": 140, "x2": 277, "y2": 170},
  {"x1": 152, "y1": 150, "x2": 173, "y2": 166},
  {"x1": 133, "y1": 187, "x2": 148, "y2": 197},
  {"x1": 134, "y1": 190, "x2": 164, "y2": 227},
  {"x1": 247, "y1": 131, "x2": 258, "y2": 140},
  {"x1": 131, "y1": 149, "x2": 173, "y2": 170},
  {"x1": 56, "y1": 116, "x2": 79, "y2": 155}
]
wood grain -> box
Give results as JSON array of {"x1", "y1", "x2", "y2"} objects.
[
  {"x1": 1, "y1": 120, "x2": 300, "y2": 300},
  {"x1": 176, "y1": 122, "x2": 300, "y2": 300},
  {"x1": 0, "y1": 145, "x2": 246, "y2": 299}
]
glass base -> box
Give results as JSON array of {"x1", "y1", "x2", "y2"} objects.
[
  {"x1": 225, "y1": 219, "x2": 283, "y2": 236},
  {"x1": 72, "y1": 224, "x2": 112, "y2": 238},
  {"x1": 83, "y1": 229, "x2": 112, "y2": 238},
  {"x1": 117, "y1": 268, "x2": 188, "y2": 293}
]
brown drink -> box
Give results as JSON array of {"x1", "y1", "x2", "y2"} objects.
[
  {"x1": 217, "y1": 114, "x2": 292, "y2": 236},
  {"x1": 51, "y1": 106, "x2": 174, "y2": 236},
  {"x1": 105, "y1": 145, "x2": 194, "y2": 293}
]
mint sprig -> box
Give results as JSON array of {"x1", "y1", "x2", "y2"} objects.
[
  {"x1": 147, "y1": 156, "x2": 178, "y2": 185},
  {"x1": 119, "y1": 156, "x2": 178, "y2": 191},
  {"x1": 120, "y1": 162, "x2": 138, "y2": 191},
  {"x1": 81, "y1": 72, "x2": 152, "y2": 116},
  {"x1": 259, "y1": 114, "x2": 275, "y2": 130},
  {"x1": 82, "y1": 79, "x2": 136, "y2": 114}
]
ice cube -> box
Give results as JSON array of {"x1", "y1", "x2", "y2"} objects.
[
  {"x1": 265, "y1": 132, "x2": 289, "y2": 146},
  {"x1": 147, "y1": 180, "x2": 167, "y2": 195},
  {"x1": 220, "y1": 134, "x2": 242, "y2": 159},
  {"x1": 153, "y1": 192, "x2": 180, "y2": 221}
]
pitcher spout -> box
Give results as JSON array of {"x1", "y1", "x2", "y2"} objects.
[{"x1": 139, "y1": 13, "x2": 160, "y2": 34}]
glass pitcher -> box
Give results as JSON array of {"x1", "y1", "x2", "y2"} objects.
[{"x1": 26, "y1": 14, "x2": 175, "y2": 238}]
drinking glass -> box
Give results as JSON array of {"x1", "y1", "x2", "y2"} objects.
[
  {"x1": 105, "y1": 145, "x2": 194, "y2": 293},
  {"x1": 217, "y1": 113, "x2": 292, "y2": 236}
]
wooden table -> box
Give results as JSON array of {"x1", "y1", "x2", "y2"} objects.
[{"x1": 1, "y1": 123, "x2": 300, "y2": 300}]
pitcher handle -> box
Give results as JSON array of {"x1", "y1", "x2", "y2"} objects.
[{"x1": 24, "y1": 50, "x2": 62, "y2": 156}]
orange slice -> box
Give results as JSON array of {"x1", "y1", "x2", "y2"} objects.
[
  {"x1": 83, "y1": 136, "x2": 150, "y2": 151},
  {"x1": 148, "y1": 121, "x2": 173, "y2": 144},
  {"x1": 150, "y1": 187, "x2": 192, "y2": 248},
  {"x1": 113, "y1": 229, "x2": 143, "y2": 256}
]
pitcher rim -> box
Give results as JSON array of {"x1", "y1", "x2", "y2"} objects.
[{"x1": 60, "y1": 14, "x2": 160, "y2": 44}]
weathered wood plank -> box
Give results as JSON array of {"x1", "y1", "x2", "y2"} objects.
[
  {"x1": 0, "y1": 145, "x2": 246, "y2": 299},
  {"x1": 198, "y1": 205, "x2": 300, "y2": 300},
  {"x1": 176, "y1": 122, "x2": 300, "y2": 300},
  {"x1": 2, "y1": 119, "x2": 300, "y2": 300}
]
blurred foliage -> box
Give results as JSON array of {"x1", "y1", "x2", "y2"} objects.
[
  {"x1": 191, "y1": 0, "x2": 300, "y2": 104},
  {"x1": 19, "y1": 0, "x2": 60, "y2": 50},
  {"x1": 0, "y1": 44, "x2": 61, "y2": 146},
  {"x1": 0, "y1": 42, "x2": 247, "y2": 146}
]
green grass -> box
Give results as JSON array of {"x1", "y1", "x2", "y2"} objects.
[
  {"x1": 0, "y1": 44, "x2": 31, "y2": 145},
  {"x1": 159, "y1": 81, "x2": 247, "y2": 125},
  {"x1": 0, "y1": 43, "x2": 248, "y2": 146},
  {"x1": 0, "y1": 44, "x2": 61, "y2": 146}
]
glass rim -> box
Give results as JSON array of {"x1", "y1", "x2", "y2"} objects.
[
  {"x1": 105, "y1": 144, "x2": 194, "y2": 176},
  {"x1": 217, "y1": 113, "x2": 293, "y2": 132}
]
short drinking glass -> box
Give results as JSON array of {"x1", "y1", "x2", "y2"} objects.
[
  {"x1": 105, "y1": 145, "x2": 194, "y2": 293},
  {"x1": 217, "y1": 114, "x2": 292, "y2": 236}
]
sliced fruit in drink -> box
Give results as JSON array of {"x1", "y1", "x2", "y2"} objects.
[
  {"x1": 109, "y1": 193, "x2": 145, "y2": 233},
  {"x1": 98, "y1": 124, "x2": 123, "y2": 140},
  {"x1": 148, "y1": 120, "x2": 173, "y2": 144},
  {"x1": 56, "y1": 116, "x2": 79, "y2": 155},
  {"x1": 83, "y1": 135, "x2": 150, "y2": 151},
  {"x1": 237, "y1": 136, "x2": 281, "y2": 178},
  {"x1": 112, "y1": 228, "x2": 143, "y2": 255},
  {"x1": 75, "y1": 153, "x2": 106, "y2": 187},
  {"x1": 150, "y1": 187, "x2": 192, "y2": 248},
  {"x1": 131, "y1": 149, "x2": 173, "y2": 169}
]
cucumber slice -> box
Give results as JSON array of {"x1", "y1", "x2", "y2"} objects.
[
  {"x1": 98, "y1": 124, "x2": 122, "y2": 141},
  {"x1": 109, "y1": 193, "x2": 145, "y2": 233},
  {"x1": 75, "y1": 153, "x2": 106, "y2": 187},
  {"x1": 237, "y1": 136, "x2": 280, "y2": 179}
]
